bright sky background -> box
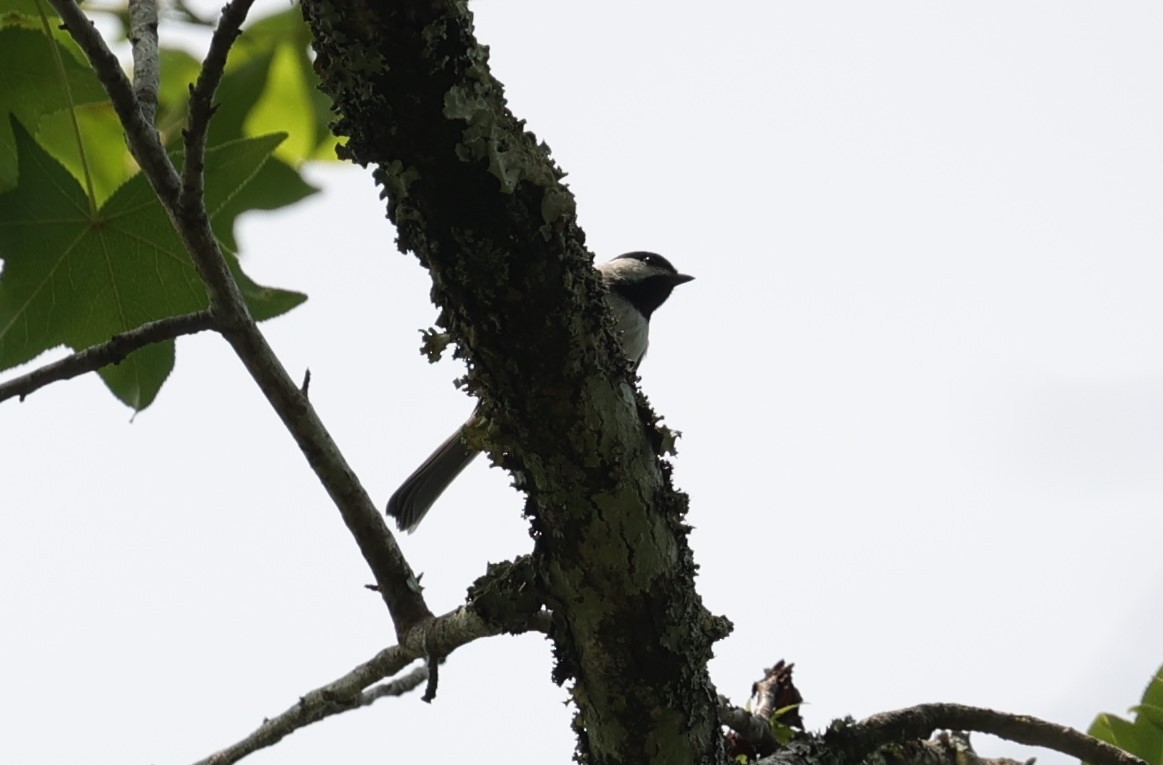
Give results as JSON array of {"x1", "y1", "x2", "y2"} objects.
[{"x1": 3, "y1": 2, "x2": 1162, "y2": 764}]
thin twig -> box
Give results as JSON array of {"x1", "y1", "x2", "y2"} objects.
[
  {"x1": 360, "y1": 665, "x2": 429, "y2": 705},
  {"x1": 128, "y1": 0, "x2": 160, "y2": 125},
  {"x1": 181, "y1": 0, "x2": 256, "y2": 206},
  {"x1": 191, "y1": 646, "x2": 416, "y2": 765},
  {"x1": 0, "y1": 312, "x2": 215, "y2": 404},
  {"x1": 191, "y1": 605, "x2": 528, "y2": 765},
  {"x1": 834, "y1": 703, "x2": 1145, "y2": 765}
]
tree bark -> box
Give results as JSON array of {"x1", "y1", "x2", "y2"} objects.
[{"x1": 297, "y1": 1, "x2": 727, "y2": 763}]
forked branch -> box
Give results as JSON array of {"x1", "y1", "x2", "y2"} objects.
[
  {"x1": 45, "y1": 0, "x2": 432, "y2": 633},
  {"x1": 191, "y1": 605, "x2": 549, "y2": 765}
]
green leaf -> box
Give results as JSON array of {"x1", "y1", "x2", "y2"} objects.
[
  {"x1": 186, "y1": 52, "x2": 321, "y2": 251},
  {"x1": 231, "y1": 8, "x2": 339, "y2": 161},
  {"x1": 151, "y1": 12, "x2": 339, "y2": 163},
  {"x1": 206, "y1": 52, "x2": 274, "y2": 151},
  {"x1": 245, "y1": 40, "x2": 320, "y2": 163},
  {"x1": 36, "y1": 101, "x2": 135, "y2": 206},
  {"x1": 0, "y1": 26, "x2": 106, "y2": 191},
  {"x1": 0, "y1": 122, "x2": 305, "y2": 410},
  {"x1": 768, "y1": 714, "x2": 797, "y2": 747},
  {"x1": 1136, "y1": 704, "x2": 1163, "y2": 732},
  {"x1": 1146, "y1": 668, "x2": 1163, "y2": 710},
  {"x1": 156, "y1": 48, "x2": 203, "y2": 147},
  {"x1": 1087, "y1": 665, "x2": 1163, "y2": 765},
  {"x1": 211, "y1": 155, "x2": 318, "y2": 254},
  {"x1": 0, "y1": 0, "x2": 48, "y2": 19}
]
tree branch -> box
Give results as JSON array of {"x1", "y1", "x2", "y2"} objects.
[
  {"x1": 48, "y1": 0, "x2": 181, "y2": 207},
  {"x1": 831, "y1": 703, "x2": 1145, "y2": 765},
  {"x1": 128, "y1": 0, "x2": 159, "y2": 125},
  {"x1": 298, "y1": 3, "x2": 725, "y2": 761},
  {"x1": 47, "y1": 0, "x2": 432, "y2": 635},
  {"x1": 756, "y1": 729, "x2": 1035, "y2": 765},
  {"x1": 192, "y1": 645, "x2": 418, "y2": 765},
  {"x1": 181, "y1": 0, "x2": 254, "y2": 205},
  {"x1": 0, "y1": 311, "x2": 215, "y2": 404},
  {"x1": 360, "y1": 665, "x2": 429, "y2": 705},
  {"x1": 191, "y1": 603, "x2": 547, "y2": 765},
  {"x1": 721, "y1": 701, "x2": 780, "y2": 758}
]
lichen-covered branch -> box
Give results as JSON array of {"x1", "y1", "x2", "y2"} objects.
[
  {"x1": 296, "y1": 2, "x2": 726, "y2": 763},
  {"x1": 830, "y1": 703, "x2": 1146, "y2": 765},
  {"x1": 770, "y1": 731, "x2": 1032, "y2": 765}
]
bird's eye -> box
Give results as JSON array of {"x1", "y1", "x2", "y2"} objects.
[{"x1": 641, "y1": 255, "x2": 655, "y2": 265}]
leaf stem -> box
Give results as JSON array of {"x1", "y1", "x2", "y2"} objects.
[{"x1": 35, "y1": 0, "x2": 99, "y2": 216}]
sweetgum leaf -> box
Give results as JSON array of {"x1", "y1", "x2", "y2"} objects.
[
  {"x1": 0, "y1": 0, "x2": 50, "y2": 19},
  {"x1": 156, "y1": 48, "x2": 203, "y2": 147},
  {"x1": 150, "y1": 47, "x2": 319, "y2": 253},
  {"x1": 207, "y1": 52, "x2": 274, "y2": 150},
  {"x1": 0, "y1": 122, "x2": 305, "y2": 410},
  {"x1": 1087, "y1": 664, "x2": 1163, "y2": 765},
  {"x1": 152, "y1": 11, "x2": 338, "y2": 166},
  {"x1": 234, "y1": 8, "x2": 340, "y2": 161},
  {"x1": 36, "y1": 101, "x2": 136, "y2": 206},
  {"x1": 211, "y1": 155, "x2": 317, "y2": 254},
  {"x1": 0, "y1": 26, "x2": 106, "y2": 191}
]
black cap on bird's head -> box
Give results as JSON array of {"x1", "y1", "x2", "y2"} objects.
[
  {"x1": 599, "y1": 251, "x2": 694, "y2": 318},
  {"x1": 611, "y1": 252, "x2": 693, "y2": 282}
]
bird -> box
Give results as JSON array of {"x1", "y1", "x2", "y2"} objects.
[{"x1": 386, "y1": 251, "x2": 694, "y2": 533}]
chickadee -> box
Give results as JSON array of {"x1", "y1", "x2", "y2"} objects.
[{"x1": 387, "y1": 252, "x2": 694, "y2": 532}]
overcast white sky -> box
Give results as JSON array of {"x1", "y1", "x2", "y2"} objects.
[{"x1": 3, "y1": 2, "x2": 1162, "y2": 764}]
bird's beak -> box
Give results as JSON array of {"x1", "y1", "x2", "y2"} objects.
[{"x1": 672, "y1": 273, "x2": 695, "y2": 285}]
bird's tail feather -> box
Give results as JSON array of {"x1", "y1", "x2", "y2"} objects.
[{"x1": 386, "y1": 423, "x2": 479, "y2": 532}]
